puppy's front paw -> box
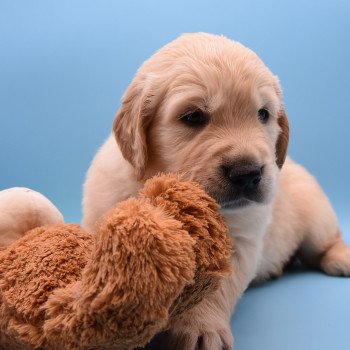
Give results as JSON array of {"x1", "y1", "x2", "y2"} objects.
[{"x1": 161, "y1": 322, "x2": 233, "y2": 350}]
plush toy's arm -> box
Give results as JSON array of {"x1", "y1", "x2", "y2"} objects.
[
  {"x1": 0, "y1": 188, "x2": 63, "y2": 247},
  {"x1": 43, "y1": 197, "x2": 197, "y2": 350}
]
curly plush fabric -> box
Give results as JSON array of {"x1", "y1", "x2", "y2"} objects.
[
  {"x1": 0, "y1": 174, "x2": 232, "y2": 350},
  {"x1": 0, "y1": 224, "x2": 91, "y2": 349}
]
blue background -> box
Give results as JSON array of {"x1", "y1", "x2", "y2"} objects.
[{"x1": 1, "y1": 1, "x2": 349, "y2": 349}]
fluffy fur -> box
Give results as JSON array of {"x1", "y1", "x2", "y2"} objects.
[
  {"x1": 83, "y1": 33, "x2": 350, "y2": 349},
  {"x1": 0, "y1": 175, "x2": 232, "y2": 350}
]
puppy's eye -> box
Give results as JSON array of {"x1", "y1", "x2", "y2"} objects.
[
  {"x1": 180, "y1": 110, "x2": 208, "y2": 127},
  {"x1": 258, "y1": 108, "x2": 270, "y2": 124}
]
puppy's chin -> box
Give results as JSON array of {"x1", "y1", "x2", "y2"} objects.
[
  {"x1": 216, "y1": 194, "x2": 265, "y2": 210},
  {"x1": 208, "y1": 185, "x2": 274, "y2": 210},
  {"x1": 220, "y1": 198, "x2": 253, "y2": 210}
]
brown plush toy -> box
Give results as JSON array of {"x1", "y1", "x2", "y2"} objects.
[{"x1": 0, "y1": 174, "x2": 233, "y2": 350}]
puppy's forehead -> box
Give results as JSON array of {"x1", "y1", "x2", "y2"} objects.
[
  {"x1": 143, "y1": 33, "x2": 277, "y2": 83},
  {"x1": 141, "y1": 33, "x2": 281, "y2": 113}
]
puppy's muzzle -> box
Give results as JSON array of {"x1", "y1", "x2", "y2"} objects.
[{"x1": 206, "y1": 160, "x2": 268, "y2": 208}]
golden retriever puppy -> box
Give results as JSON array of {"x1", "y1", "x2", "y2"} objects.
[{"x1": 82, "y1": 33, "x2": 350, "y2": 349}]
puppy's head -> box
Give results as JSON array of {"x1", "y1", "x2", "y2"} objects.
[{"x1": 114, "y1": 33, "x2": 289, "y2": 209}]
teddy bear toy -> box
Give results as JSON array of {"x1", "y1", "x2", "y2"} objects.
[{"x1": 0, "y1": 174, "x2": 233, "y2": 350}]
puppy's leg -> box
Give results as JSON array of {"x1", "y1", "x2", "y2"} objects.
[
  {"x1": 319, "y1": 236, "x2": 350, "y2": 276},
  {"x1": 160, "y1": 229, "x2": 265, "y2": 350},
  {"x1": 300, "y1": 227, "x2": 350, "y2": 276},
  {"x1": 296, "y1": 184, "x2": 350, "y2": 276},
  {"x1": 164, "y1": 275, "x2": 236, "y2": 350}
]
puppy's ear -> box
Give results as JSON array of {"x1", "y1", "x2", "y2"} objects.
[
  {"x1": 275, "y1": 107, "x2": 289, "y2": 168},
  {"x1": 113, "y1": 80, "x2": 154, "y2": 180}
]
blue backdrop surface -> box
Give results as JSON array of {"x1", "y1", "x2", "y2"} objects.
[{"x1": 1, "y1": 1, "x2": 349, "y2": 349}]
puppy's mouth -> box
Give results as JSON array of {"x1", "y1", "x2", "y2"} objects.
[
  {"x1": 205, "y1": 180, "x2": 268, "y2": 209},
  {"x1": 212, "y1": 190, "x2": 265, "y2": 209},
  {"x1": 219, "y1": 198, "x2": 252, "y2": 209}
]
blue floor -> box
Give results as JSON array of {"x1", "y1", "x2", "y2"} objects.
[{"x1": 233, "y1": 267, "x2": 350, "y2": 349}]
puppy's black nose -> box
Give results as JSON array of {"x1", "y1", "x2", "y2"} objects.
[{"x1": 224, "y1": 163, "x2": 262, "y2": 191}]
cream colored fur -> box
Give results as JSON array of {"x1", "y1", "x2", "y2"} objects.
[{"x1": 82, "y1": 33, "x2": 350, "y2": 350}]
